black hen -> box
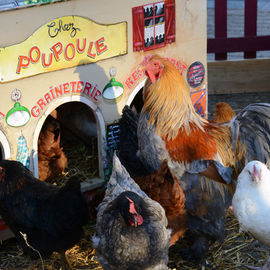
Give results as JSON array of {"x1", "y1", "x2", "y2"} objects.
[
  {"x1": 118, "y1": 106, "x2": 152, "y2": 179},
  {"x1": 0, "y1": 160, "x2": 89, "y2": 267}
]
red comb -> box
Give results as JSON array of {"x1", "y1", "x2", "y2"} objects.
[
  {"x1": 125, "y1": 196, "x2": 137, "y2": 214},
  {"x1": 142, "y1": 54, "x2": 153, "y2": 66}
]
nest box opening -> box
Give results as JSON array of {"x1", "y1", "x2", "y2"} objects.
[{"x1": 37, "y1": 101, "x2": 99, "y2": 184}]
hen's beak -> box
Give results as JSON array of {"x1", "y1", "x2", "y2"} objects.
[{"x1": 252, "y1": 164, "x2": 261, "y2": 183}]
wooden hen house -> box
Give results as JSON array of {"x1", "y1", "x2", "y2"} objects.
[{"x1": 0, "y1": 0, "x2": 207, "y2": 240}]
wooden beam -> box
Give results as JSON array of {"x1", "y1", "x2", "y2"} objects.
[{"x1": 207, "y1": 35, "x2": 270, "y2": 53}]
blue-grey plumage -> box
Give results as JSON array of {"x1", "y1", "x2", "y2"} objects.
[
  {"x1": 230, "y1": 103, "x2": 270, "y2": 172},
  {"x1": 93, "y1": 154, "x2": 171, "y2": 270}
]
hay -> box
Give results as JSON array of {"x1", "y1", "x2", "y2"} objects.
[
  {"x1": 1, "y1": 211, "x2": 270, "y2": 270},
  {"x1": 168, "y1": 210, "x2": 270, "y2": 270}
]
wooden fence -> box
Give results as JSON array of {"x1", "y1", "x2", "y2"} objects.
[{"x1": 207, "y1": 0, "x2": 270, "y2": 60}]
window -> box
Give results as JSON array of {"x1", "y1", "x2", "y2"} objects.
[
  {"x1": 144, "y1": 2, "x2": 165, "y2": 50},
  {"x1": 0, "y1": 0, "x2": 68, "y2": 12},
  {"x1": 132, "y1": 0, "x2": 175, "y2": 52}
]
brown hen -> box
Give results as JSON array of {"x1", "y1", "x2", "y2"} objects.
[
  {"x1": 38, "y1": 114, "x2": 67, "y2": 181},
  {"x1": 134, "y1": 159, "x2": 187, "y2": 246}
]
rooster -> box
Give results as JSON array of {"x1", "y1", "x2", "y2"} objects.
[
  {"x1": 92, "y1": 153, "x2": 171, "y2": 270},
  {"x1": 0, "y1": 160, "x2": 90, "y2": 269},
  {"x1": 118, "y1": 105, "x2": 231, "y2": 263},
  {"x1": 232, "y1": 160, "x2": 270, "y2": 270},
  {"x1": 132, "y1": 54, "x2": 270, "y2": 262},
  {"x1": 139, "y1": 54, "x2": 270, "y2": 186}
]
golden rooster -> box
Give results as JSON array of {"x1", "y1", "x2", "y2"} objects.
[
  {"x1": 136, "y1": 54, "x2": 270, "y2": 262},
  {"x1": 138, "y1": 54, "x2": 270, "y2": 186}
]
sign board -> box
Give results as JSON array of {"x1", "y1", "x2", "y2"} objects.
[{"x1": 0, "y1": 16, "x2": 127, "y2": 83}]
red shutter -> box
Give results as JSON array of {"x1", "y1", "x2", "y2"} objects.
[
  {"x1": 132, "y1": 6, "x2": 145, "y2": 52},
  {"x1": 164, "y1": 0, "x2": 175, "y2": 44}
]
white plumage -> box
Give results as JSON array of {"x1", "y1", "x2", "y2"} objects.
[{"x1": 232, "y1": 160, "x2": 270, "y2": 269}]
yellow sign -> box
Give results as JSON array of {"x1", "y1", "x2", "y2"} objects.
[{"x1": 0, "y1": 16, "x2": 127, "y2": 83}]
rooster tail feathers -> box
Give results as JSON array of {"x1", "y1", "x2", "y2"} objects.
[{"x1": 231, "y1": 103, "x2": 270, "y2": 173}]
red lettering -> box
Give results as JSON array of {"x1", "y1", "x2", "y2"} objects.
[
  {"x1": 29, "y1": 46, "x2": 41, "y2": 63},
  {"x1": 132, "y1": 70, "x2": 141, "y2": 81},
  {"x1": 65, "y1": 43, "x2": 75, "y2": 61},
  {"x1": 70, "y1": 81, "x2": 77, "y2": 93},
  {"x1": 55, "y1": 85, "x2": 63, "y2": 97},
  {"x1": 77, "y1": 81, "x2": 84, "y2": 93},
  {"x1": 44, "y1": 92, "x2": 52, "y2": 104},
  {"x1": 49, "y1": 88, "x2": 55, "y2": 99},
  {"x1": 93, "y1": 89, "x2": 101, "y2": 101},
  {"x1": 95, "y1": 37, "x2": 107, "y2": 55},
  {"x1": 91, "y1": 85, "x2": 97, "y2": 97},
  {"x1": 125, "y1": 77, "x2": 134, "y2": 89},
  {"x1": 16, "y1": 56, "x2": 30, "y2": 74},
  {"x1": 63, "y1": 83, "x2": 69, "y2": 93},
  {"x1": 51, "y1": 42, "x2": 63, "y2": 61},
  {"x1": 83, "y1": 82, "x2": 92, "y2": 96},
  {"x1": 31, "y1": 106, "x2": 40, "y2": 117},
  {"x1": 0, "y1": 112, "x2": 5, "y2": 117},
  {"x1": 87, "y1": 42, "x2": 96, "y2": 58},
  {"x1": 42, "y1": 53, "x2": 53, "y2": 67},
  {"x1": 77, "y1": 38, "x2": 86, "y2": 53},
  {"x1": 37, "y1": 98, "x2": 46, "y2": 110}
]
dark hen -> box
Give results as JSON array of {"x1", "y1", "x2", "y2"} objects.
[
  {"x1": 93, "y1": 154, "x2": 171, "y2": 270},
  {"x1": 0, "y1": 160, "x2": 89, "y2": 268}
]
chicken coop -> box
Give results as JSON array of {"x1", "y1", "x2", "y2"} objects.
[{"x1": 0, "y1": 0, "x2": 207, "y2": 240}]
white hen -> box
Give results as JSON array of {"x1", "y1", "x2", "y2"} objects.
[{"x1": 232, "y1": 160, "x2": 270, "y2": 270}]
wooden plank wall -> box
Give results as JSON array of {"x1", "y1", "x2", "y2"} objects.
[{"x1": 208, "y1": 59, "x2": 270, "y2": 94}]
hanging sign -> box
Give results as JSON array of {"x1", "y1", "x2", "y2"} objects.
[
  {"x1": 0, "y1": 16, "x2": 127, "y2": 83},
  {"x1": 187, "y1": 61, "x2": 205, "y2": 88}
]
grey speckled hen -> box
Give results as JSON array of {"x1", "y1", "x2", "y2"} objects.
[{"x1": 92, "y1": 154, "x2": 171, "y2": 270}]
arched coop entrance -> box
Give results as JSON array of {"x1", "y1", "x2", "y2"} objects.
[
  {"x1": 32, "y1": 96, "x2": 106, "y2": 191},
  {"x1": 126, "y1": 78, "x2": 146, "y2": 113},
  {"x1": 0, "y1": 130, "x2": 11, "y2": 160}
]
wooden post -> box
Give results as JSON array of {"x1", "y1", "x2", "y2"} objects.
[
  {"x1": 244, "y1": 0, "x2": 257, "y2": 58},
  {"x1": 215, "y1": 0, "x2": 227, "y2": 60}
]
